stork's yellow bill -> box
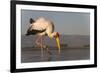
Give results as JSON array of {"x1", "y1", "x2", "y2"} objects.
[{"x1": 55, "y1": 36, "x2": 61, "y2": 54}]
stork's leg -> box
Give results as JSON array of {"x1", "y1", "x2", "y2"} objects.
[
  {"x1": 46, "y1": 47, "x2": 51, "y2": 55},
  {"x1": 40, "y1": 36, "x2": 44, "y2": 59},
  {"x1": 35, "y1": 35, "x2": 42, "y2": 47},
  {"x1": 35, "y1": 35, "x2": 52, "y2": 60},
  {"x1": 35, "y1": 35, "x2": 44, "y2": 59},
  {"x1": 39, "y1": 36, "x2": 51, "y2": 56},
  {"x1": 40, "y1": 37, "x2": 43, "y2": 60},
  {"x1": 35, "y1": 35, "x2": 46, "y2": 48},
  {"x1": 40, "y1": 36, "x2": 52, "y2": 61}
]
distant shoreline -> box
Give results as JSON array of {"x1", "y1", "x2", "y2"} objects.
[
  {"x1": 21, "y1": 35, "x2": 90, "y2": 48},
  {"x1": 21, "y1": 34, "x2": 90, "y2": 36}
]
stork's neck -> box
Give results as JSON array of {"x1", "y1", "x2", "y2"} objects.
[
  {"x1": 48, "y1": 32, "x2": 56, "y2": 38},
  {"x1": 48, "y1": 33, "x2": 52, "y2": 38}
]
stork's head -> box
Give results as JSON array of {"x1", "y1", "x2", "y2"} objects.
[
  {"x1": 52, "y1": 32, "x2": 59, "y2": 38},
  {"x1": 52, "y1": 32, "x2": 61, "y2": 54}
]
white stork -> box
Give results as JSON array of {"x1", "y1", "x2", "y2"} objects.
[{"x1": 26, "y1": 17, "x2": 61, "y2": 56}]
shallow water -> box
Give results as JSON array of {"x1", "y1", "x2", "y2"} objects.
[
  {"x1": 21, "y1": 35, "x2": 90, "y2": 63},
  {"x1": 21, "y1": 47, "x2": 90, "y2": 63}
]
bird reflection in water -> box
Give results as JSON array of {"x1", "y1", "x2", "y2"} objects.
[{"x1": 40, "y1": 45, "x2": 61, "y2": 61}]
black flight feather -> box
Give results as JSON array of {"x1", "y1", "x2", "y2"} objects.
[{"x1": 26, "y1": 27, "x2": 46, "y2": 36}]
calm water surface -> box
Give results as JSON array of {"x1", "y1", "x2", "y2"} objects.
[{"x1": 21, "y1": 47, "x2": 90, "y2": 63}]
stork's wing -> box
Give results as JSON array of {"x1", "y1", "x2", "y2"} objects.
[{"x1": 26, "y1": 26, "x2": 46, "y2": 36}]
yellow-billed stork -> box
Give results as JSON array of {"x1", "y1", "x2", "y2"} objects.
[{"x1": 26, "y1": 17, "x2": 61, "y2": 56}]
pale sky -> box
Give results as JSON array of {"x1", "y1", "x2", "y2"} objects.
[{"x1": 21, "y1": 9, "x2": 90, "y2": 35}]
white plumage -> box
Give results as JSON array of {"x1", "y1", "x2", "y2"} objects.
[{"x1": 29, "y1": 17, "x2": 54, "y2": 37}]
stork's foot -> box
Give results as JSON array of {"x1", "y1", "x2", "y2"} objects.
[
  {"x1": 44, "y1": 46, "x2": 52, "y2": 55},
  {"x1": 34, "y1": 44, "x2": 40, "y2": 48},
  {"x1": 47, "y1": 50, "x2": 52, "y2": 55}
]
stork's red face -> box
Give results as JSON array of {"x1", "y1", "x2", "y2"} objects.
[
  {"x1": 54, "y1": 32, "x2": 61, "y2": 54},
  {"x1": 54, "y1": 32, "x2": 59, "y2": 38}
]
